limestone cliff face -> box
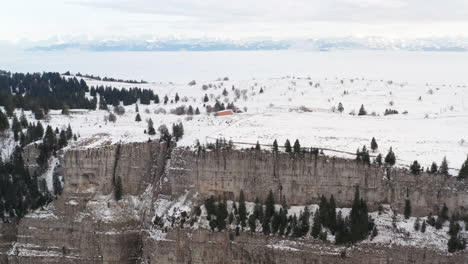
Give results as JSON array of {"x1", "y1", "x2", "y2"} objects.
[
  {"x1": 5, "y1": 140, "x2": 169, "y2": 264},
  {"x1": 142, "y1": 229, "x2": 468, "y2": 264},
  {"x1": 2, "y1": 144, "x2": 468, "y2": 264},
  {"x1": 169, "y1": 149, "x2": 468, "y2": 216}
]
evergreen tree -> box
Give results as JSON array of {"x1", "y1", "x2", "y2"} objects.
[
  {"x1": 370, "y1": 137, "x2": 378, "y2": 152},
  {"x1": 328, "y1": 195, "x2": 337, "y2": 233},
  {"x1": 430, "y1": 162, "x2": 438, "y2": 174},
  {"x1": 58, "y1": 130, "x2": 68, "y2": 148},
  {"x1": 147, "y1": 119, "x2": 156, "y2": 135},
  {"x1": 52, "y1": 174, "x2": 63, "y2": 196},
  {"x1": 135, "y1": 113, "x2": 142, "y2": 122},
  {"x1": 195, "y1": 107, "x2": 200, "y2": 115},
  {"x1": 293, "y1": 139, "x2": 301, "y2": 153},
  {"x1": 384, "y1": 147, "x2": 396, "y2": 166},
  {"x1": 204, "y1": 196, "x2": 216, "y2": 216},
  {"x1": 375, "y1": 154, "x2": 382, "y2": 166},
  {"x1": 216, "y1": 199, "x2": 228, "y2": 231},
  {"x1": 0, "y1": 109, "x2": 9, "y2": 132},
  {"x1": 175, "y1": 93, "x2": 180, "y2": 103},
  {"x1": 311, "y1": 210, "x2": 322, "y2": 238},
  {"x1": 284, "y1": 139, "x2": 292, "y2": 153},
  {"x1": 272, "y1": 139, "x2": 278, "y2": 152},
  {"x1": 337, "y1": 102, "x2": 344, "y2": 113},
  {"x1": 66, "y1": 124, "x2": 73, "y2": 140},
  {"x1": 358, "y1": 104, "x2": 367, "y2": 116},
  {"x1": 440, "y1": 203, "x2": 449, "y2": 222},
  {"x1": 404, "y1": 199, "x2": 411, "y2": 219},
  {"x1": 238, "y1": 190, "x2": 247, "y2": 228},
  {"x1": 35, "y1": 121, "x2": 44, "y2": 139},
  {"x1": 410, "y1": 161, "x2": 421, "y2": 175},
  {"x1": 298, "y1": 207, "x2": 310, "y2": 237},
  {"x1": 20, "y1": 110, "x2": 28, "y2": 127},
  {"x1": 414, "y1": 217, "x2": 420, "y2": 231},
  {"x1": 421, "y1": 220, "x2": 427, "y2": 233},
  {"x1": 253, "y1": 198, "x2": 264, "y2": 222},
  {"x1": 203, "y1": 94, "x2": 209, "y2": 103},
  {"x1": 114, "y1": 176, "x2": 123, "y2": 201},
  {"x1": 187, "y1": 105, "x2": 194, "y2": 115},
  {"x1": 255, "y1": 141, "x2": 261, "y2": 151},
  {"x1": 248, "y1": 214, "x2": 256, "y2": 233},
  {"x1": 265, "y1": 190, "x2": 275, "y2": 221},
  {"x1": 349, "y1": 187, "x2": 370, "y2": 243},
  {"x1": 439, "y1": 156, "x2": 449, "y2": 175},
  {"x1": 458, "y1": 155, "x2": 468, "y2": 180}
]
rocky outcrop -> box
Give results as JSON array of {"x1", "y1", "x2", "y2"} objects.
[
  {"x1": 169, "y1": 149, "x2": 468, "y2": 216},
  {"x1": 2, "y1": 144, "x2": 467, "y2": 263},
  {"x1": 142, "y1": 229, "x2": 468, "y2": 264}
]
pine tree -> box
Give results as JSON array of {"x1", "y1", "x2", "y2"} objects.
[
  {"x1": 203, "y1": 94, "x2": 209, "y2": 103},
  {"x1": 248, "y1": 215, "x2": 256, "y2": 233},
  {"x1": 375, "y1": 154, "x2": 382, "y2": 166},
  {"x1": 293, "y1": 139, "x2": 301, "y2": 153},
  {"x1": 0, "y1": 109, "x2": 9, "y2": 132},
  {"x1": 238, "y1": 190, "x2": 247, "y2": 228},
  {"x1": 272, "y1": 139, "x2": 278, "y2": 152},
  {"x1": 175, "y1": 93, "x2": 180, "y2": 103},
  {"x1": 66, "y1": 124, "x2": 73, "y2": 140},
  {"x1": 384, "y1": 147, "x2": 396, "y2": 166},
  {"x1": 135, "y1": 104, "x2": 139, "y2": 113},
  {"x1": 265, "y1": 190, "x2": 275, "y2": 221},
  {"x1": 358, "y1": 104, "x2": 367, "y2": 116},
  {"x1": 414, "y1": 217, "x2": 420, "y2": 231},
  {"x1": 147, "y1": 119, "x2": 156, "y2": 135},
  {"x1": 337, "y1": 102, "x2": 344, "y2": 113},
  {"x1": 255, "y1": 141, "x2": 261, "y2": 151},
  {"x1": 430, "y1": 162, "x2": 438, "y2": 174},
  {"x1": 439, "y1": 156, "x2": 449, "y2": 175},
  {"x1": 404, "y1": 199, "x2": 411, "y2": 219},
  {"x1": 20, "y1": 110, "x2": 28, "y2": 127},
  {"x1": 58, "y1": 130, "x2": 68, "y2": 148},
  {"x1": 421, "y1": 220, "x2": 427, "y2": 233},
  {"x1": 195, "y1": 107, "x2": 200, "y2": 115},
  {"x1": 311, "y1": 210, "x2": 321, "y2": 238},
  {"x1": 370, "y1": 137, "x2": 378, "y2": 152},
  {"x1": 457, "y1": 155, "x2": 468, "y2": 180},
  {"x1": 52, "y1": 174, "x2": 62, "y2": 196},
  {"x1": 216, "y1": 199, "x2": 228, "y2": 231},
  {"x1": 410, "y1": 160, "x2": 421, "y2": 175},
  {"x1": 284, "y1": 139, "x2": 292, "y2": 153},
  {"x1": 440, "y1": 203, "x2": 449, "y2": 222},
  {"x1": 135, "y1": 113, "x2": 142, "y2": 122}
]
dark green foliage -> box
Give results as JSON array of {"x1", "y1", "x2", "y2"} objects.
[
  {"x1": 58, "y1": 130, "x2": 68, "y2": 149},
  {"x1": 296, "y1": 207, "x2": 310, "y2": 237},
  {"x1": 284, "y1": 139, "x2": 292, "y2": 153},
  {"x1": 404, "y1": 199, "x2": 411, "y2": 219},
  {"x1": 385, "y1": 147, "x2": 396, "y2": 166},
  {"x1": 271, "y1": 211, "x2": 280, "y2": 234},
  {"x1": 20, "y1": 111, "x2": 28, "y2": 127},
  {"x1": 370, "y1": 137, "x2": 378, "y2": 152},
  {"x1": 216, "y1": 199, "x2": 228, "y2": 231},
  {"x1": 175, "y1": 93, "x2": 180, "y2": 103},
  {"x1": 337, "y1": 102, "x2": 344, "y2": 113},
  {"x1": 135, "y1": 113, "x2": 142, "y2": 122},
  {"x1": 278, "y1": 207, "x2": 288, "y2": 236},
  {"x1": 410, "y1": 161, "x2": 421, "y2": 175},
  {"x1": 430, "y1": 162, "x2": 438, "y2": 174},
  {"x1": 238, "y1": 190, "x2": 247, "y2": 228},
  {"x1": 311, "y1": 210, "x2": 321, "y2": 238},
  {"x1": 147, "y1": 119, "x2": 156, "y2": 135},
  {"x1": 458, "y1": 155, "x2": 468, "y2": 180},
  {"x1": 358, "y1": 104, "x2": 367, "y2": 116},
  {"x1": 265, "y1": 190, "x2": 275, "y2": 221},
  {"x1": 272, "y1": 139, "x2": 278, "y2": 152},
  {"x1": 114, "y1": 176, "x2": 123, "y2": 201},
  {"x1": 0, "y1": 109, "x2": 9, "y2": 132},
  {"x1": 440, "y1": 204, "x2": 449, "y2": 222},
  {"x1": 414, "y1": 217, "x2": 420, "y2": 231},
  {"x1": 375, "y1": 154, "x2": 382, "y2": 166},
  {"x1": 421, "y1": 220, "x2": 426, "y2": 233},
  {"x1": 52, "y1": 174, "x2": 63, "y2": 196},
  {"x1": 255, "y1": 141, "x2": 261, "y2": 151},
  {"x1": 253, "y1": 198, "x2": 264, "y2": 222},
  {"x1": 439, "y1": 157, "x2": 449, "y2": 175},
  {"x1": 204, "y1": 196, "x2": 216, "y2": 216},
  {"x1": 195, "y1": 107, "x2": 200, "y2": 115},
  {"x1": 248, "y1": 214, "x2": 256, "y2": 232},
  {"x1": 293, "y1": 139, "x2": 301, "y2": 153},
  {"x1": 172, "y1": 122, "x2": 184, "y2": 141}
]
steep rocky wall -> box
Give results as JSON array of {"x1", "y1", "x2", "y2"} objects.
[
  {"x1": 169, "y1": 149, "x2": 468, "y2": 216},
  {"x1": 5, "y1": 140, "x2": 169, "y2": 264},
  {"x1": 142, "y1": 229, "x2": 468, "y2": 264}
]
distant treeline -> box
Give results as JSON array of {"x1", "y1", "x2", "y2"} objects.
[{"x1": 65, "y1": 71, "x2": 147, "y2": 84}]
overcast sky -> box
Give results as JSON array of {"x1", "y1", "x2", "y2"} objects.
[{"x1": 2, "y1": 0, "x2": 468, "y2": 42}]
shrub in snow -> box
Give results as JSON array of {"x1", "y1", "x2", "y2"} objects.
[
  {"x1": 188, "y1": 80, "x2": 196, "y2": 86},
  {"x1": 154, "y1": 108, "x2": 167, "y2": 115},
  {"x1": 114, "y1": 106, "x2": 125, "y2": 115}
]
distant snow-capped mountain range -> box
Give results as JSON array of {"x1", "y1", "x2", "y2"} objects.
[{"x1": 24, "y1": 36, "x2": 468, "y2": 52}]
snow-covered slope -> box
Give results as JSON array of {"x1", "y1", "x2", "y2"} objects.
[{"x1": 9, "y1": 74, "x2": 468, "y2": 174}]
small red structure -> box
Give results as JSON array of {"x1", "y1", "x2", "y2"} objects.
[{"x1": 215, "y1": 110, "x2": 234, "y2": 116}]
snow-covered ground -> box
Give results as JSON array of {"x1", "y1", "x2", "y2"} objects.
[{"x1": 11, "y1": 73, "x2": 465, "y2": 174}]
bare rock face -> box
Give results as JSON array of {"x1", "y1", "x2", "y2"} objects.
[
  {"x1": 2, "y1": 144, "x2": 468, "y2": 263},
  {"x1": 142, "y1": 229, "x2": 467, "y2": 264},
  {"x1": 5, "y1": 140, "x2": 169, "y2": 264},
  {"x1": 169, "y1": 149, "x2": 468, "y2": 216}
]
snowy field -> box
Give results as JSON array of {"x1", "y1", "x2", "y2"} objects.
[{"x1": 8, "y1": 73, "x2": 464, "y2": 175}]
